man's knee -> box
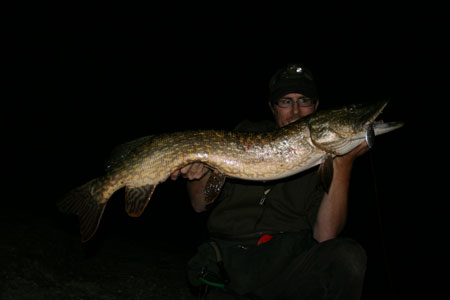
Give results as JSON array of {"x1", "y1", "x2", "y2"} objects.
[{"x1": 325, "y1": 238, "x2": 367, "y2": 278}]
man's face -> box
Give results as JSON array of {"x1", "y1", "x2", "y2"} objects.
[{"x1": 269, "y1": 93, "x2": 319, "y2": 128}]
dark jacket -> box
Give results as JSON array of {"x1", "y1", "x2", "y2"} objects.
[
  {"x1": 207, "y1": 120, "x2": 324, "y2": 237},
  {"x1": 188, "y1": 120, "x2": 326, "y2": 295}
]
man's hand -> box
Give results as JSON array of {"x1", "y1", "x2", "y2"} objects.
[
  {"x1": 333, "y1": 141, "x2": 369, "y2": 171},
  {"x1": 170, "y1": 163, "x2": 211, "y2": 181},
  {"x1": 314, "y1": 141, "x2": 370, "y2": 242}
]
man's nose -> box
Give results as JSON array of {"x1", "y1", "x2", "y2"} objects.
[{"x1": 292, "y1": 102, "x2": 300, "y2": 114}]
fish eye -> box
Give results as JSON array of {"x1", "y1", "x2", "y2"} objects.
[{"x1": 347, "y1": 103, "x2": 365, "y2": 113}]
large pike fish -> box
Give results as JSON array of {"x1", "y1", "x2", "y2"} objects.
[{"x1": 58, "y1": 100, "x2": 403, "y2": 242}]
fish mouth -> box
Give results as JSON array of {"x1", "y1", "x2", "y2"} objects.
[
  {"x1": 327, "y1": 99, "x2": 404, "y2": 151},
  {"x1": 372, "y1": 120, "x2": 404, "y2": 135},
  {"x1": 347, "y1": 99, "x2": 404, "y2": 149},
  {"x1": 359, "y1": 99, "x2": 389, "y2": 128},
  {"x1": 358, "y1": 99, "x2": 404, "y2": 135}
]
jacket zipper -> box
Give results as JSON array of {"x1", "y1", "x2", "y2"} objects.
[{"x1": 254, "y1": 187, "x2": 272, "y2": 230}]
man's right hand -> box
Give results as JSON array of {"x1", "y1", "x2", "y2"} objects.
[{"x1": 170, "y1": 163, "x2": 211, "y2": 181}]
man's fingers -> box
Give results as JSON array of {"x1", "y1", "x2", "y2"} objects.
[
  {"x1": 356, "y1": 141, "x2": 370, "y2": 156},
  {"x1": 190, "y1": 163, "x2": 204, "y2": 177},
  {"x1": 185, "y1": 163, "x2": 202, "y2": 180},
  {"x1": 171, "y1": 163, "x2": 210, "y2": 181},
  {"x1": 180, "y1": 165, "x2": 192, "y2": 175},
  {"x1": 185, "y1": 163, "x2": 210, "y2": 180},
  {"x1": 170, "y1": 170, "x2": 181, "y2": 180}
]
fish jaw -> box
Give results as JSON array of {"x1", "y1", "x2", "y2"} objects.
[
  {"x1": 308, "y1": 99, "x2": 403, "y2": 155},
  {"x1": 360, "y1": 100, "x2": 404, "y2": 143},
  {"x1": 373, "y1": 121, "x2": 405, "y2": 136}
]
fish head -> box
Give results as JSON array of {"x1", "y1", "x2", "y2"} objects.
[{"x1": 307, "y1": 99, "x2": 404, "y2": 155}]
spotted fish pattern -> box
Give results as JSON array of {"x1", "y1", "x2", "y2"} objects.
[{"x1": 58, "y1": 100, "x2": 403, "y2": 242}]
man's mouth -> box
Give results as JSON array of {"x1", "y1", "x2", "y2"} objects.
[{"x1": 288, "y1": 118, "x2": 300, "y2": 124}]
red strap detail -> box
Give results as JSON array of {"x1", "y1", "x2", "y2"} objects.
[{"x1": 257, "y1": 234, "x2": 273, "y2": 246}]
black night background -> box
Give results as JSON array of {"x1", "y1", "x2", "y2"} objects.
[{"x1": 3, "y1": 5, "x2": 446, "y2": 300}]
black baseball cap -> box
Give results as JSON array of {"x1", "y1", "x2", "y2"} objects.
[{"x1": 269, "y1": 64, "x2": 318, "y2": 103}]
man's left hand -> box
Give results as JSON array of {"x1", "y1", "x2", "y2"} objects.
[{"x1": 333, "y1": 142, "x2": 369, "y2": 170}]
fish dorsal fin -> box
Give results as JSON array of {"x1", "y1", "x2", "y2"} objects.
[
  {"x1": 318, "y1": 155, "x2": 333, "y2": 193},
  {"x1": 125, "y1": 184, "x2": 156, "y2": 217},
  {"x1": 204, "y1": 171, "x2": 226, "y2": 204},
  {"x1": 105, "y1": 135, "x2": 155, "y2": 172}
]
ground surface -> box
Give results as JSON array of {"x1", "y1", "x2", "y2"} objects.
[
  {"x1": 0, "y1": 162, "x2": 437, "y2": 300},
  {"x1": 0, "y1": 193, "x2": 202, "y2": 300},
  {"x1": 0, "y1": 218, "x2": 193, "y2": 300}
]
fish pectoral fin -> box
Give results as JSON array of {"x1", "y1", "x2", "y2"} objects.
[
  {"x1": 318, "y1": 155, "x2": 333, "y2": 193},
  {"x1": 204, "y1": 171, "x2": 226, "y2": 204},
  {"x1": 125, "y1": 184, "x2": 156, "y2": 217}
]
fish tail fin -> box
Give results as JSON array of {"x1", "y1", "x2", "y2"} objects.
[{"x1": 58, "y1": 177, "x2": 112, "y2": 242}]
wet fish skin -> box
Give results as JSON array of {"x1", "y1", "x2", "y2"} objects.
[{"x1": 58, "y1": 100, "x2": 403, "y2": 242}]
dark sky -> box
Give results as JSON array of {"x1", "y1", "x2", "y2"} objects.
[
  {"x1": 5, "y1": 6, "x2": 446, "y2": 299},
  {"x1": 8, "y1": 8, "x2": 438, "y2": 204}
]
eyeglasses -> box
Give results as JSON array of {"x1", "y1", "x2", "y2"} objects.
[{"x1": 275, "y1": 97, "x2": 316, "y2": 108}]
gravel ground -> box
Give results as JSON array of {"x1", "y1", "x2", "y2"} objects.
[
  {"x1": 1, "y1": 184, "x2": 432, "y2": 300},
  {"x1": 0, "y1": 203, "x2": 202, "y2": 300}
]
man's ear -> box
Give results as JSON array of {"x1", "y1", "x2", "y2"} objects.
[
  {"x1": 268, "y1": 101, "x2": 275, "y2": 114},
  {"x1": 314, "y1": 99, "x2": 319, "y2": 111}
]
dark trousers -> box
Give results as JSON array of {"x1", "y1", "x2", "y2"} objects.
[{"x1": 206, "y1": 238, "x2": 367, "y2": 300}]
